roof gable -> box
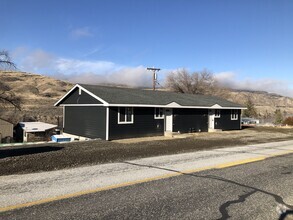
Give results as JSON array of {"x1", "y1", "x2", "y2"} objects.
[{"x1": 55, "y1": 85, "x2": 107, "y2": 106}]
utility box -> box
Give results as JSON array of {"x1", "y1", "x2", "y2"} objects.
[{"x1": 51, "y1": 135, "x2": 71, "y2": 143}]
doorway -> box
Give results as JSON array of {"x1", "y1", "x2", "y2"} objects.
[
  {"x1": 208, "y1": 109, "x2": 215, "y2": 130},
  {"x1": 165, "y1": 108, "x2": 173, "y2": 132}
]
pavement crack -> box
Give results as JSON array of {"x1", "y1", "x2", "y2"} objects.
[
  {"x1": 217, "y1": 190, "x2": 257, "y2": 220},
  {"x1": 124, "y1": 161, "x2": 293, "y2": 210}
]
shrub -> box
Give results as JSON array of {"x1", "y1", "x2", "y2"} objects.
[{"x1": 282, "y1": 117, "x2": 293, "y2": 126}]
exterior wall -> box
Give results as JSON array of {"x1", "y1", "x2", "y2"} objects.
[
  {"x1": 108, "y1": 107, "x2": 164, "y2": 140},
  {"x1": 214, "y1": 109, "x2": 241, "y2": 130},
  {"x1": 26, "y1": 130, "x2": 54, "y2": 142},
  {"x1": 64, "y1": 106, "x2": 106, "y2": 139},
  {"x1": 60, "y1": 87, "x2": 102, "y2": 105},
  {"x1": 0, "y1": 119, "x2": 13, "y2": 143},
  {"x1": 173, "y1": 108, "x2": 208, "y2": 133}
]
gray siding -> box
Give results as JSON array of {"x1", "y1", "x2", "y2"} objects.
[
  {"x1": 215, "y1": 109, "x2": 241, "y2": 130},
  {"x1": 64, "y1": 106, "x2": 106, "y2": 139},
  {"x1": 60, "y1": 87, "x2": 102, "y2": 105},
  {"x1": 173, "y1": 109, "x2": 208, "y2": 133},
  {"x1": 109, "y1": 107, "x2": 164, "y2": 140}
]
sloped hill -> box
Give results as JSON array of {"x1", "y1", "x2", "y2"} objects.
[
  {"x1": 1, "y1": 71, "x2": 292, "y2": 125},
  {"x1": 0, "y1": 71, "x2": 72, "y2": 125},
  {"x1": 228, "y1": 90, "x2": 293, "y2": 119}
]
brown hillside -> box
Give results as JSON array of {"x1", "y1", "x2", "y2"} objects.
[
  {"x1": 228, "y1": 90, "x2": 293, "y2": 119},
  {"x1": 0, "y1": 71, "x2": 72, "y2": 125},
  {"x1": 1, "y1": 71, "x2": 293, "y2": 125}
]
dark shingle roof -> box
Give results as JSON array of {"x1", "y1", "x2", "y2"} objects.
[{"x1": 81, "y1": 84, "x2": 243, "y2": 108}]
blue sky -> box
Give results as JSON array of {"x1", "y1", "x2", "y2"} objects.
[{"x1": 1, "y1": 0, "x2": 293, "y2": 96}]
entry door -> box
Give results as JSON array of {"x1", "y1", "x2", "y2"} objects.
[
  {"x1": 165, "y1": 108, "x2": 173, "y2": 132},
  {"x1": 208, "y1": 109, "x2": 215, "y2": 129}
]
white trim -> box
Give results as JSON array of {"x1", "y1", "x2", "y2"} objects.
[
  {"x1": 78, "y1": 87, "x2": 82, "y2": 95},
  {"x1": 54, "y1": 84, "x2": 79, "y2": 106},
  {"x1": 231, "y1": 109, "x2": 238, "y2": 120},
  {"x1": 210, "y1": 104, "x2": 222, "y2": 109},
  {"x1": 106, "y1": 107, "x2": 109, "y2": 140},
  {"x1": 214, "y1": 109, "x2": 221, "y2": 118},
  {"x1": 59, "y1": 102, "x2": 245, "y2": 110},
  {"x1": 54, "y1": 84, "x2": 109, "y2": 106},
  {"x1": 63, "y1": 106, "x2": 65, "y2": 128},
  {"x1": 118, "y1": 107, "x2": 134, "y2": 124},
  {"x1": 166, "y1": 102, "x2": 181, "y2": 107},
  {"x1": 59, "y1": 104, "x2": 104, "y2": 107},
  {"x1": 78, "y1": 85, "x2": 108, "y2": 105},
  {"x1": 107, "y1": 104, "x2": 246, "y2": 109},
  {"x1": 154, "y1": 108, "x2": 164, "y2": 119}
]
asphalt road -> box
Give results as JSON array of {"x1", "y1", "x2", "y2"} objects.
[{"x1": 1, "y1": 153, "x2": 292, "y2": 220}]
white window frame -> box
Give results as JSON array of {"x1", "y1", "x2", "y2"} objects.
[
  {"x1": 231, "y1": 109, "x2": 238, "y2": 120},
  {"x1": 154, "y1": 108, "x2": 164, "y2": 119},
  {"x1": 118, "y1": 107, "x2": 134, "y2": 124},
  {"x1": 215, "y1": 109, "x2": 221, "y2": 118}
]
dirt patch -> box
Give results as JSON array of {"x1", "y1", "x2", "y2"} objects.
[{"x1": 0, "y1": 127, "x2": 292, "y2": 176}]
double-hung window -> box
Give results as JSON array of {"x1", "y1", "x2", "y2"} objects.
[
  {"x1": 231, "y1": 109, "x2": 238, "y2": 120},
  {"x1": 154, "y1": 108, "x2": 164, "y2": 119},
  {"x1": 118, "y1": 107, "x2": 133, "y2": 124}
]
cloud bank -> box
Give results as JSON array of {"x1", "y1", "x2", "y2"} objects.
[
  {"x1": 12, "y1": 48, "x2": 293, "y2": 97},
  {"x1": 215, "y1": 72, "x2": 293, "y2": 97},
  {"x1": 14, "y1": 48, "x2": 157, "y2": 87}
]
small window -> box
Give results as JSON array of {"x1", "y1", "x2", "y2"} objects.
[
  {"x1": 215, "y1": 109, "x2": 221, "y2": 118},
  {"x1": 154, "y1": 108, "x2": 164, "y2": 119},
  {"x1": 231, "y1": 109, "x2": 238, "y2": 120},
  {"x1": 118, "y1": 107, "x2": 133, "y2": 124}
]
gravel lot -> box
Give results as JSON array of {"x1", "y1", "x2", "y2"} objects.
[{"x1": 0, "y1": 127, "x2": 292, "y2": 176}]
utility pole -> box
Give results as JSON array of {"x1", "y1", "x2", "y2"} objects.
[{"x1": 147, "y1": 67, "x2": 161, "y2": 91}]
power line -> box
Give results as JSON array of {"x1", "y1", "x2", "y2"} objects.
[{"x1": 147, "y1": 67, "x2": 161, "y2": 91}]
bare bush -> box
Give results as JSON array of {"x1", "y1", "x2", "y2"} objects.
[
  {"x1": 0, "y1": 50, "x2": 17, "y2": 70},
  {"x1": 166, "y1": 69, "x2": 229, "y2": 98}
]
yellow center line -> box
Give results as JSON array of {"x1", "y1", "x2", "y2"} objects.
[{"x1": 0, "y1": 150, "x2": 292, "y2": 213}]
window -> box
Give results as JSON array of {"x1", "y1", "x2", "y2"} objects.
[
  {"x1": 118, "y1": 107, "x2": 133, "y2": 124},
  {"x1": 231, "y1": 109, "x2": 238, "y2": 120},
  {"x1": 154, "y1": 108, "x2": 164, "y2": 119},
  {"x1": 215, "y1": 109, "x2": 221, "y2": 118}
]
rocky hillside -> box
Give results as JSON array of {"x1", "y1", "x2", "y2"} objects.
[{"x1": 0, "y1": 71, "x2": 292, "y2": 125}]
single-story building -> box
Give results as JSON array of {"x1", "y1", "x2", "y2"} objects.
[
  {"x1": 14, "y1": 122, "x2": 57, "y2": 142},
  {"x1": 55, "y1": 84, "x2": 245, "y2": 140},
  {"x1": 0, "y1": 118, "x2": 13, "y2": 143}
]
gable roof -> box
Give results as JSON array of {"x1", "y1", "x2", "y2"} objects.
[{"x1": 55, "y1": 84, "x2": 245, "y2": 109}]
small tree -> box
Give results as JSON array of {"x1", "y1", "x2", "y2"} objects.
[
  {"x1": 242, "y1": 97, "x2": 257, "y2": 118},
  {"x1": 0, "y1": 50, "x2": 21, "y2": 110},
  {"x1": 274, "y1": 109, "x2": 283, "y2": 125}
]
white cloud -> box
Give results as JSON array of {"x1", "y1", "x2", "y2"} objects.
[
  {"x1": 58, "y1": 66, "x2": 152, "y2": 87},
  {"x1": 69, "y1": 27, "x2": 93, "y2": 39},
  {"x1": 19, "y1": 49, "x2": 55, "y2": 72},
  {"x1": 215, "y1": 71, "x2": 293, "y2": 97},
  {"x1": 14, "y1": 49, "x2": 155, "y2": 87}
]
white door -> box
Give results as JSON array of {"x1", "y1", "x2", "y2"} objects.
[
  {"x1": 208, "y1": 110, "x2": 215, "y2": 129},
  {"x1": 165, "y1": 108, "x2": 173, "y2": 132}
]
